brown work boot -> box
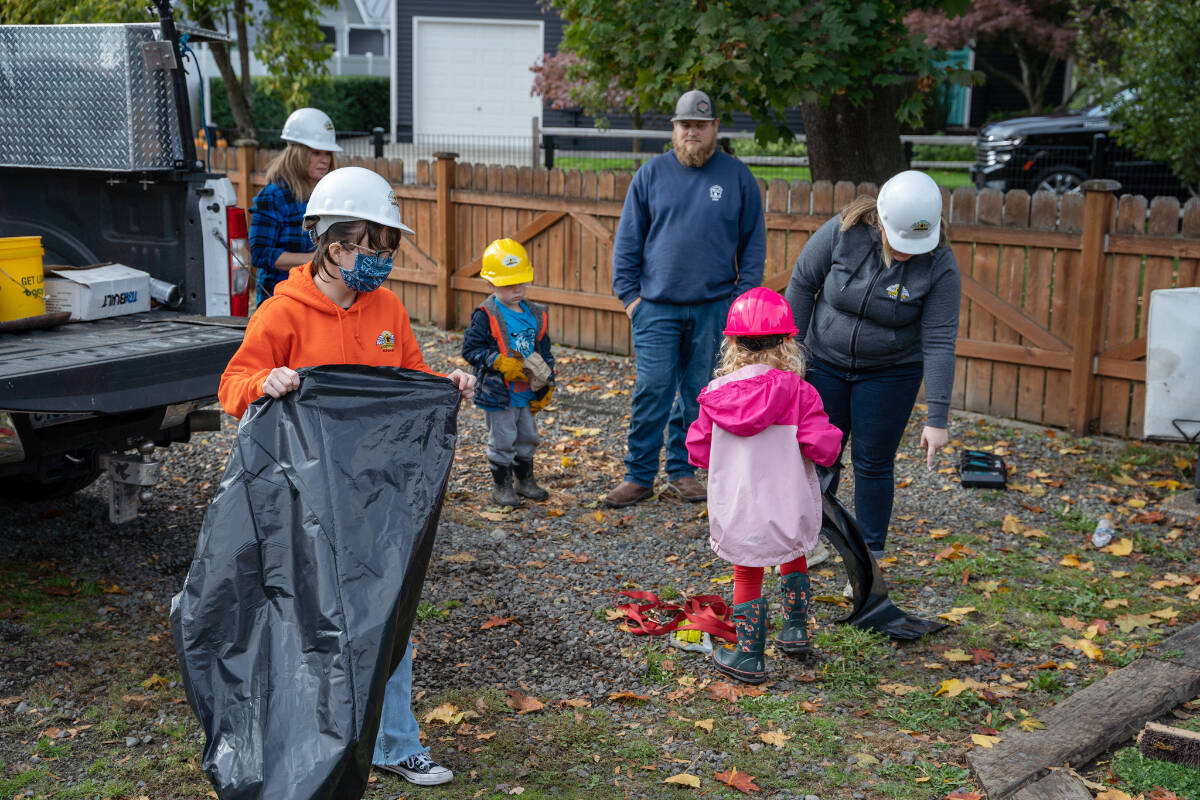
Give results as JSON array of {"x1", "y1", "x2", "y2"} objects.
[
  {"x1": 604, "y1": 480, "x2": 653, "y2": 508},
  {"x1": 668, "y1": 475, "x2": 707, "y2": 502}
]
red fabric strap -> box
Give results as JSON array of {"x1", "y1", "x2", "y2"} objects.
[{"x1": 615, "y1": 591, "x2": 736, "y2": 642}]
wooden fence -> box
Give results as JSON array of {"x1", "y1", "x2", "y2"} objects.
[{"x1": 212, "y1": 145, "x2": 1200, "y2": 440}]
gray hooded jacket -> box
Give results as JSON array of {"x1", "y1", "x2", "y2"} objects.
[{"x1": 784, "y1": 215, "x2": 961, "y2": 428}]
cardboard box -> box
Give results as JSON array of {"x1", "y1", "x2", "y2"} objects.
[{"x1": 44, "y1": 264, "x2": 151, "y2": 321}]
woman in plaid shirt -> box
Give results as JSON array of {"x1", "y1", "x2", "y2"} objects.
[{"x1": 250, "y1": 108, "x2": 341, "y2": 303}]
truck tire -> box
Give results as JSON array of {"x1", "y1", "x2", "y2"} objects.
[
  {"x1": 1034, "y1": 166, "x2": 1087, "y2": 195},
  {"x1": 0, "y1": 467, "x2": 102, "y2": 502}
]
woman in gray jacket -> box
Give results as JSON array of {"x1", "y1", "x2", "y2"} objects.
[{"x1": 784, "y1": 170, "x2": 961, "y2": 557}]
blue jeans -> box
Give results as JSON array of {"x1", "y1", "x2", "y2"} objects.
[
  {"x1": 805, "y1": 357, "x2": 924, "y2": 551},
  {"x1": 372, "y1": 639, "x2": 426, "y2": 766},
  {"x1": 625, "y1": 297, "x2": 729, "y2": 486}
]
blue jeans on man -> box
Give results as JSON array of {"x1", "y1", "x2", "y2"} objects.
[
  {"x1": 624, "y1": 297, "x2": 730, "y2": 487},
  {"x1": 804, "y1": 357, "x2": 924, "y2": 552}
]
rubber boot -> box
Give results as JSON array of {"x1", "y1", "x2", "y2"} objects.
[
  {"x1": 489, "y1": 462, "x2": 521, "y2": 507},
  {"x1": 713, "y1": 598, "x2": 768, "y2": 684},
  {"x1": 512, "y1": 458, "x2": 549, "y2": 501},
  {"x1": 775, "y1": 571, "x2": 813, "y2": 657}
]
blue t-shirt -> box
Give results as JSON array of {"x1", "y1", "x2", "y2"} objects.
[{"x1": 495, "y1": 300, "x2": 538, "y2": 407}]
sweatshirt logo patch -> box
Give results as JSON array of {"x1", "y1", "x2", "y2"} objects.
[
  {"x1": 886, "y1": 283, "x2": 911, "y2": 301},
  {"x1": 709, "y1": 184, "x2": 724, "y2": 201},
  {"x1": 376, "y1": 330, "x2": 395, "y2": 351}
]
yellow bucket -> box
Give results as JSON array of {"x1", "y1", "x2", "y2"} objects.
[{"x1": 0, "y1": 236, "x2": 46, "y2": 322}]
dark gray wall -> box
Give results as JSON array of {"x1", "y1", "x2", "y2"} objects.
[{"x1": 393, "y1": 0, "x2": 563, "y2": 140}]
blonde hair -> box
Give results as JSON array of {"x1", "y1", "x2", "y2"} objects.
[
  {"x1": 264, "y1": 142, "x2": 335, "y2": 201},
  {"x1": 715, "y1": 335, "x2": 806, "y2": 379},
  {"x1": 839, "y1": 194, "x2": 949, "y2": 267}
]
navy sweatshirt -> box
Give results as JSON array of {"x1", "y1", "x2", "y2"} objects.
[{"x1": 612, "y1": 150, "x2": 766, "y2": 307}]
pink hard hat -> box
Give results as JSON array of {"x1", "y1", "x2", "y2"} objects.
[{"x1": 724, "y1": 287, "x2": 799, "y2": 337}]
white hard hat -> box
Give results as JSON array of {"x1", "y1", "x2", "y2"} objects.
[
  {"x1": 281, "y1": 107, "x2": 343, "y2": 152},
  {"x1": 877, "y1": 170, "x2": 942, "y2": 255},
  {"x1": 304, "y1": 167, "x2": 414, "y2": 236}
]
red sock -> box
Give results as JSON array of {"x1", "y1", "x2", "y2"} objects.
[
  {"x1": 780, "y1": 555, "x2": 808, "y2": 576},
  {"x1": 733, "y1": 565, "x2": 764, "y2": 604}
]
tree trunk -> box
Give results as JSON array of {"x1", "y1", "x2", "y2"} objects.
[
  {"x1": 197, "y1": 9, "x2": 256, "y2": 141},
  {"x1": 801, "y1": 84, "x2": 909, "y2": 186},
  {"x1": 234, "y1": 0, "x2": 251, "y2": 116}
]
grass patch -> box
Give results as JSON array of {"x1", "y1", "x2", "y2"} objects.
[{"x1": 1110, "y1": 745, "x2": 1200, "y2": 797}]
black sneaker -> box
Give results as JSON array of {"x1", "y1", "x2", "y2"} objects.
[{"x1": 375, "y1": 753, "x2": 454, "y2": 786}]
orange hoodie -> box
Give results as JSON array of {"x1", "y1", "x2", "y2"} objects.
[{"x1": 219, "y1": 264, "x2": 432, "y2": 418}]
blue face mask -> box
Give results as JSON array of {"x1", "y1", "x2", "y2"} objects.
[{"x1": 340, "y1": 251, "x2": 393, "y2": 293}]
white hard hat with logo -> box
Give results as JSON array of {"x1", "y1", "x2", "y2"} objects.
[
  {"x1": 303, "y1": 167, "x2": 414, "y2": 236},
  {"x1": 281, "y1": 107, "x2": 343, "y2": 152},
  {"x1": 877, "y1": 170, "x2": 942, "y2": 255}
]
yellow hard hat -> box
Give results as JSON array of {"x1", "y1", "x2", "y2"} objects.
[{"x1": 481, "y1": 238, "x2": 533, "y2": 286}]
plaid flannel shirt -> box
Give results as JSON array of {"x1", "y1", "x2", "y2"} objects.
[{"x1": 250, "y1": 181, "x2": 314, "y2": 300}]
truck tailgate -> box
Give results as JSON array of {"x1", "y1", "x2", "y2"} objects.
[{"x1": 0, "y1": 311, "x2": 245, "y2": 413}]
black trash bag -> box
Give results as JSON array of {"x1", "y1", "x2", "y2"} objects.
[
  {"x1": 170, "y1": 366, "x2": 460, "y2": 800},
  {"x1": 816, "y1": 465, "x2": 946, "y2": 641}
]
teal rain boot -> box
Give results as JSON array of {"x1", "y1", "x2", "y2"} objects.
[
  {"x1": 775, "y1": 571, "x2": 813, "y2": 657},
  {"x1": 713, "y1": 598, "x2": 768, "y2": 684}
]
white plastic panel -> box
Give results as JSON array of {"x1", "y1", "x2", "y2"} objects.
[{"x1": 1144, "y1": 287, "x2": 1200, "y2": 441}]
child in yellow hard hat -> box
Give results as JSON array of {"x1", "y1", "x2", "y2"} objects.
[{"x1": 462, "y1": 238, "x2": 556, "y2": 506}]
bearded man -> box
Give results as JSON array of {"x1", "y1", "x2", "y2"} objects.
[{"x1": 605, "y1": 89, "x2": 767, "y2": 508}]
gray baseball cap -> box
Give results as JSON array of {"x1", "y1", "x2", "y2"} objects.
[{"x1": 671, "y1": 90, "x2": 716, "y2": 122}]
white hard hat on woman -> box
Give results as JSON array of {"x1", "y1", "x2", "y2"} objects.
[
  {"x1": 281, "y1": 107, "x2": 343, "y2": 153},
  {"x1": 876, "y1": 169, "x2": 943, "y2": 255}
]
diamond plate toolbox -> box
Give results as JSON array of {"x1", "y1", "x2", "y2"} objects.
[{"x1": 0, "y1": 24, "x2": 184, "y2": 171}]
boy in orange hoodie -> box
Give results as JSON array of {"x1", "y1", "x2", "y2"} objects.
[{"x1": 217, "y1": 166, "x2": 474, "y2": 787}]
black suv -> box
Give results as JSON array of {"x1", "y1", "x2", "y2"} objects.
[{"x1": 971, "y1": 103, "x2": 1191, "y2": 200}]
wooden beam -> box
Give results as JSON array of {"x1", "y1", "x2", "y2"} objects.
[
  {"x1": 452, "y1": 211, "x2": 566, "y2": 278},
  {"x1": 955, "y1": 339, "x2": 1074, "y2": 371},
  {"x1": 950, "y1": 223, "x2": 1081, "y2": 251},
  {"x1": 397, "y1": 238, "x2": 437, "y2": 273},
  {"x1": 1094, "y1": 357, "x2": 1145, "y2": 381},
  {"x1": 1096, "y1": 336, "x2": 1147, "y2": 361},
  {"x1": 434, "y1": 154, "x2": 456, "y2": 329},
  {"x1": 453, "y1": 275, "x2": 624, "y2": 312},
  {"x1": 763, "y1": 213, "x2": 829, "y2": 233},
  {"x1": 1067, "y1": 187, "x2": 1116, "y2": 435},
  {"x1": 960, "y1": 273, "x2": 1071, "y2": 352},
  {"x1": 385, "y1": 268, "x2": 437, "y2": 287},
  {"x1": 569, "y1": 211, "x2": 615, "y2": 245},
  {"x1": 453, "y1": 189, "x2": 623, "y2": 218},
  {"x1": 1011, "y1": 771, "x2": 1093, "y2": 800},
  {"x1": 1108, "y1": 234, "x2": 1200, "y2": 260}
]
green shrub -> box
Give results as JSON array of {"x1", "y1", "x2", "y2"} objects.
[{"x1": 208, "y1": 76, "x2": 389, "y2": 144}]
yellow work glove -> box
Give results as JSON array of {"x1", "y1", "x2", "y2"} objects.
[
  {"x1": 493, "y1": 355, "x2": 528, "y2": 383},
  {"x1": 529, "y1": 386, "x2": 554, "y2": 414}
]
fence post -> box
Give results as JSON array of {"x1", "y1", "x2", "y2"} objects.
[
  {"x1": 1067, "y1": 179, "x2": 1119, "y2": 436},
  {"x1": 233, "y1": 139, "x2": 258, "y2": 211},
  {"x1": 433, "y1": 152, "x2": 458, "y2": 330},
  {"x1": 531, "y1": 116, "x2": 540, "y2": 170}
]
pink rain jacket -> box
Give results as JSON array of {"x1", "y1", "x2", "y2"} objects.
[{"x1": 686, "y1": 363, "x2": 843, "y2": 567}]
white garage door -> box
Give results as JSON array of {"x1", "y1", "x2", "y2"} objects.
[{"x1": 413, "y1": 17, "x2": 544, "y2": 138}]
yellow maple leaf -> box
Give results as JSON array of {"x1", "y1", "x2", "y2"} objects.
[
  {"x1": 1101, "y1": 538, "x2": 1133, "y2": 556},
  {"x1": 1115, "y1": 613, "x2": 1161, "y2": 633},
  {"x1": 971, "y1": 733, "x2": 1001, "y2": 748},
  {"x1": 1151, "y1": 606, "x2": 1179, "y2": 619},
  {"x1": 694, "y1": 718, "x2": 713, "y2": 732},
  {"x1": 141, "y1": 673, "x2": 168, "y2": 689},
  {"x1": 943, "y1": 649, "x2": 973, "y2": 662},
  {"x1": 1112, "y1": 472, "x2": 1139, "y2": 487},
  {"x1": 879, "y1": 682, "x2": 922, "y2": 696},
  {"x1": 664, "y1": 773, "x2": 701, "y2": 788},
  {"x1": 423, "y1": 703, "x2": 465, "y2": 725},
  {"x1": 934, "y1": 678, "x2": 968, "y2": 697},
  {"x1": 759, "y1": 729, "x2": 791, "y2": 748},
  {"x1": 1077, "y1": 639, "x2": 1104, "y2": 661},
  {"x1": 1018, "y1": 717, "x2": 1045, "y2": 732},
  {"x1": 938, "y1": 606, "x2": 976, "y2": 623},
  {"x1": 1103, "y1": 598, "x2": 1129, "y2": 609},
  {"x1": 710, "y1": 574, "x2": 734, "y2": 584}
]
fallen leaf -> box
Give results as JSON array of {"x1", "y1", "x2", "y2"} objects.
[
  {"x1": 141, "y1": 673, "x2": 168, "y2": 689},
  {"x1": 1112, "y1": 471, "x2": 1139, "y2": 487},
  {"x1": 608, "y1": 690, "x2": 650, "y2": 704},
  {"x1": 1152, "y1": 606, "x2": 1180, "y2": 619},
  {"x1": 423, "y1": 703, "x2": 466, "y2": 725},
  {"x1": 943, "y1": 649, "x2": 973, "y2": 663},
  {"x1": 1059, "y1": 615, "x2": 1084, "y2": 630},
  {"x1": 1126, "y1": 498, "x2": 1147, "y2": 509},
  {"x1": 1101, "y1": 538, "x2": 1133, "y2": 556},
  {"x1": 443, "y1": 552, "x2": 478, "y2": 563},
  {"x1": 935, "y1": 678, "x2": 968, "y2": 698},
  {"x1": 800, "y1": 698, "x2": 823, "y2": 713},
  {"x1": 1103, "y1": 598, "x2": 1129, "y2": 609},
  {"x1": 947, "y1": 791, "x2": 984, "y2": 800},
  {"x1": 1115, "y1": 612, "x2": 1161, "y2": 633},
  {"x1": 481, "y1": 616, "x2": 515, "y2": 630},
  {"x1": 506, "y1": 691, "x2": 544, "y2": 714},
  {"x1": 878, "y1": 682, "x2": 921, "y2": 696},
  {"x1": 714, "y1": 767, "x2": 760, "y2": 794},
  {"x1": 759, "y1": 729, "x2": 790, "y2": 748},
  {"x1": 694, "y1": 718, "x2": 713, "y2": 733},
  {"x1": 971, "y1": 648, "x2": 996, "y2": 665},
  {"x1": 938, "y1": 606, "x2": 976, "y2": 623},
  {"x1": 478, "y1": 511, "x2": 509, "y2": 521},
  {"x1": 1095, "y1": 791, "x2": 1135, "y2": 800},
  {"x1": 664, "y1": 773, "x2": 701, "y2": 788},
  {"x1": 604, "y1": 608, "x2": 625, "y2": 621},
  {"x1": 971, "y1": 733, "x2": 1001, "y2": 748},
  {"x1": 1018, "y1": 717, "x2": 1045, "y2": 732}
]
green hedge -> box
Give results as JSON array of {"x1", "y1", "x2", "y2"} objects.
[{"x1": 207, "y1": 75, "x2": 389, "y2": 145}]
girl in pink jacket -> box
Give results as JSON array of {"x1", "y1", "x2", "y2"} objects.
[{"x1": 686, "y1": 287, "x2": 842, "y2": 684}]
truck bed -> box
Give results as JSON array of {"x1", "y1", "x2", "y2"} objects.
[{"x1": 0, "y1": 311, "x2": 245, "y2": 413}]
